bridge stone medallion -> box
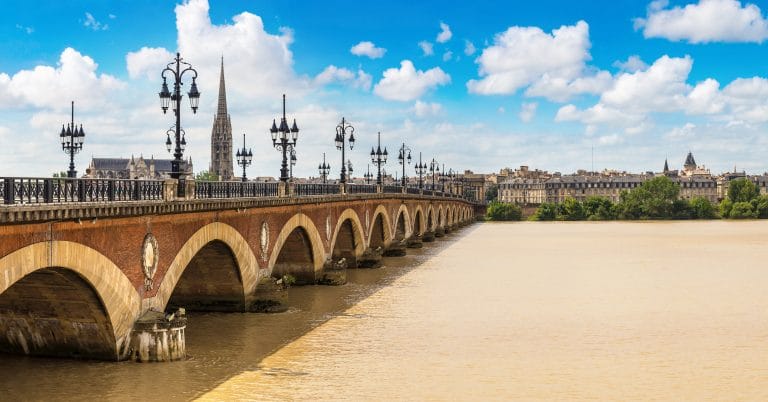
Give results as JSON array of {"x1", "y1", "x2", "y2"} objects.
[
  {"x1": 260, "y1": 221, "x2": 269, "y2": 262},
  {"x1": 142, "y1": 233, "x2": 159, "y2": 290}
]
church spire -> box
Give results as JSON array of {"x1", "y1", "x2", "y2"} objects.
[
  {"x1": 217, "y1": 56, "x2": 227, "y2": 117},
  {"x1": 663, "y1": 158, "x2": 669, "y2": 173},
  {"x1": 210, "y1": 56, "x2": 234, "y2": 181}
]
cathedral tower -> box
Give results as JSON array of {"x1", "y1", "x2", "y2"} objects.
[{"x1": 210, "y1": 57, "x2": 234, "y2": 181}]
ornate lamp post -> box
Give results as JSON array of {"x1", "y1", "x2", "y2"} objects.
[
  {"x1": 235, "y1": 133, "x2": 252, "y2": 182},
  {"x1": 158, "y1": 52, "x2": 200, "y2": 190},
  {"x1": 60, "y1": 101, "x2": 85, "y2": 178},
  {"x1": 397, "y1": 143, "x2": 412, "y2": 187},
  {"x1": 269, "y1": 94, "x2": 299, "y2": 182},
  {"x1": 289, "y1": 149, "x2": 297, "y2": 181},
  {"x1": 439, "y1": 163, "x2": 448, "y2": 192},
  {"x1": 318, "y1": 152, "x2": 331, "y2": 184},
  {"x1": 370, "y1": 132, "x2": 388, "y2": 185},
  {"x1": 334, "y1": 117, "x2": 355, "y2": 184},
  {"x1": 429, "y1": 158, "x2": 440, "y2": 190},
  {"x1": 364, "y1": 164, "x2": 374, "y2": 184},
  {"x1": 415, "y1": 152, "x2": 427, "y2": 189}
]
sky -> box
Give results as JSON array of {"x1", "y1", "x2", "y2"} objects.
[{"x1": 3, "y1": 0, "x2": 768, "y2": 179}]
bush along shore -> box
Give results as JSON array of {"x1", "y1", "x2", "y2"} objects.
[{"x1": 486, "y1": 176, "x2": 768, "y2": 221}]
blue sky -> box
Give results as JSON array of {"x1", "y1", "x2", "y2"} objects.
[{"x1": 3, "y1": 0, "x2": 768, "y2": 178}]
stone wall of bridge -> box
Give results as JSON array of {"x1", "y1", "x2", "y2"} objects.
[{"x1": 0, "y1": 194, "x2": 475, "y2": 361}]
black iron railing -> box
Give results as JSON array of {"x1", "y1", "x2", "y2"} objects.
[
  {"x1": 406, "y1": 186, "x2": 421, "y2": 195},
  {"x1": 195, "y1": 181, "x2": 278, "y2": 199},
  {"x1": 294, "y1": 183, "x2": 340, "y2": 196},
  {"x1": 1, "y1": 177, "x2": 164, "y2": 205},
  {"x1": 346, "y1": 184, "x2": 377, "y2": 194},
  {"x1": 383, "y1": 185, "x2": 401, "y2": 193},
  {"x1": 0, "y1": 177, "x2": 476, "y2": 205}
]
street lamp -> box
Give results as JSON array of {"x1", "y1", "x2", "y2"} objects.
[
  {"x1": 290, "y1": 149, "x2": 297, "y2": 181},
  {"x1": 414, "y1": 152, "x2": 427, "y2": 189},
  {"x1": 370, "y1": 132, "x2": 388, "y2": 185},
  {"x1": 429, "y1": 158, "x2": 440, "y2": 190},
  {"x1": 364, "y1": 164, "x2": 374, "y2": 184},
  {"x1": 318, "y1": 152, "x2": 330, "y2": 184},
  {"x1": 159, "y1": 52, "x2": 199, "y2": 189},
  {"x1": 60, "y1": 101, "x2": 85, "y2": 178},
  {"x1": 397, "y1": 142, "x2": 412, "y2": 187},
  {"x1": 335, "y1": 117, "x2": 355, "y2": 184},
  {"x1": 269, "y1": 94, "x2": 299, "y2": 182},
  {"x1": 235, "y1": 133, "x2": 253, "y2": 182},
  {"x1": 439, "y1": 163, "x2": 448, "y2": 192}
]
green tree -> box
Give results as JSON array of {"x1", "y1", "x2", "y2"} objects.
[
  {"x1": 752, "y1": 195, "x2": 768, "y2": 218},
  {"x1": 729, "y1": 201, "x2": 757, "y2": 219},
  {"x1": 583, "y1": 196, "x2": 615, "y2": 220},
  {"x1": 531, "y1": 202, "x2": 559, "y2": 221},
  {"x1": 616, "y1": 176, "x2": 680, "y2": 219},
  {"x1": 719, "y1": 199, "x2": 733, "y2": 219},
  {"x1": 195, "y1": 170, "x2": 219, "y2": 181},
  {"x1": 689, "y1": 197, "x2": 717, "y2": 219},
  {"x1": 485, "y1": 201, "x2": 522, "y2": 221},
  {"x1": 560, "y1": 197, "x2": 585, "y2": 220},
  {"x1": 485, "y1": 184, "x2": 498, "y2": 202},
  {"x1": 52, "y1": 171, "x2": 67, "y2": 178},
  {"x1": 727, "y1": 178, "x2": 758, "y2": 203}
]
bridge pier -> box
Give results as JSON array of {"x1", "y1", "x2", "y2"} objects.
[
  {"x1": 435, "y1": 227, "x2": 446, "y2": 238},
  {"x1": 422, "y1": 230, "x2": 436, "y2": 242},
  {"x1": 406, "y1": 235, "x2": 423, "y2": 248},
  {"x1": 129, "y1": 309, "x2": 186, "y2": 362},
  {"x1": 382, "y1": 240, "x2": 407, "y2": 257},
  {"x1": 358, "y1": 247, "x2": 384, "y2": 268}
]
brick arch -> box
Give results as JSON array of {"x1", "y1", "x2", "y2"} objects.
[
  {"x1": 268, "y1": 213, "x2": 326, "y2": 279},
  {"x1": 153, "y1": 222, "x2": 258, "y2": 313},
  {"x1": 0, "y1": 241, "x2": 141, "y2": 360},
  {"x1": 437, "y1": 205, "x2": 445, "y2": 228},
  {"x1": 329, "y1": 208, "x2": 366, "y2": 263},
  {"x1": 367, "y1": 204, "x2": 392, "y2": 249},
  {"x1": 426, "y1": 205, "x2": 436, "y2": 231},
  {"x1": 393, "y1": 204, "x2": 412, "y2": 240},
  {"x1": 412, "y1": 205, "x2": 425, "y2": 236},
  {"x1": 449, "y1": 205, "x2": 456, "y2": 225}
]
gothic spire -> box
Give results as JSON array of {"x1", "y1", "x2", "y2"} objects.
[
  {"x1": 217, "y1": 56, "x2": 227, "y2": 117},
  {"x1": 663, "y1": 158, "x2": 669, "y2": 173}
]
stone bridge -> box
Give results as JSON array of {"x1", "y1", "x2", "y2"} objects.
[{"x1": 0, "y1": 182, "x2": 477, "y2": 362}]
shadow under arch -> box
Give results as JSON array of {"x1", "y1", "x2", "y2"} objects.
[
  {"x1": 268, "y1": 213, "x2": 325, "y2": 285},
  {"x1": 152, "y1": 222, "x2": 258, "y2": 313},
  {"x1": 393, "y1": 204, "x2": 412, "y2": 241},
  {"x1": 0, "y1": 241, "x2": 140, "y2": 360},
  {"x1": 367, "y1": 204, "x2": 392, "y2": 249},
  {"x1": 412, "y1": 206, "x2": 425, "y2": 236},
  {"x1": 329, "y1": 208, "x2": 366, "y2": 268}
]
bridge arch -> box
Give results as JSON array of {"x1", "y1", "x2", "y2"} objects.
[
  {"x1": 269, "y1": 213, "x2": 325, "y2": 285},
  {"x1": 437, "y1": 205, "x2": 445, "y2": 229},
  {"x1": 0, "y1": 241, "x2": 140, "y2": 360},
  {"x1": 154, "y1": 222, "x2": 258, "y2": 312},
  {"x1": 426, "y1": 205, "x2": 436, "y2": 231},
  {"x1": 393, "y1": 204, "x2": 412, "y2": 241},
  {"x1": 412, "y1": 205, "x2": 425, "y2": 236},
  {"x1": 367, "y1": 204, "x2": 392, "y2": 249},
  {"x1": 329, "y1": 208, "x2": 366, "y2": 268}
]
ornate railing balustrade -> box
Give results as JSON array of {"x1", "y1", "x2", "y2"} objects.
[
  {"x1": 1, "y1": 177, "x2": 164, "y2": 205},
  {"x1": 346, "y1": 184, "x2": 377, "y2": 194},
  {"x1": 293, "y1": 183, "x2": 340, "y2": 196},
  {"x1": 0, "y1": 177, "x2": 475, "y2": 205},
  {"x1": 195, "y1": 181, "x2": 278, "y2": 199}
]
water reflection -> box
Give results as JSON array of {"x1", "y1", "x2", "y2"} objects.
[{"x1": 0, "y1": 227, "x2": 471, "y2": 401}]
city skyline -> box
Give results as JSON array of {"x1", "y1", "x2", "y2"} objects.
[{"x1": 3, "y1": 0, "x2": 768, "y2": 178}]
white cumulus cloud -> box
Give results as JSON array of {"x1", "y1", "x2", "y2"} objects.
[
  {"x1": 412, "y1": 100, "x2": 443, "y2": 117},
  {"x1": 635, "y1": 0, "x2": 768, "y2": 43},
  {"x1": 519, "y1": 102, "x2": 538, "y2": 123},
  {"x1": 350, "y1": 41, "x2": 386, "y2": 59},
  {"x1": 464, "y1": 40, "x2": 476, "y2": 56},
  {"x1": 314, "y1": 65, "x2": 372, "y2": 90},
  {"x1": 126, "y1": 47, "x2": 175, "y2": 80},
  {"x1": 436, "y1": 21, "x2": 452, "y2": 43},
  {"x1": 373, "y1": 60, "x2": 450, "y2": 101},
  {"x1": 418, "y1": 41, "x2": 434, "y2": 56},
  {"x1": 467, "y1": 21, "x2": 608, "y2": 101}
]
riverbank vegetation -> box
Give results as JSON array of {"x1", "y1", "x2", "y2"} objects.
[{"x1": 486, "y1": 176, "x2": 768, "y2": 221}]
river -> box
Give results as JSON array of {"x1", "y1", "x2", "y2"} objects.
[{"x1": 2, "y1": 221, "x2": 768, "y2": 400}]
